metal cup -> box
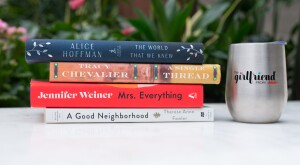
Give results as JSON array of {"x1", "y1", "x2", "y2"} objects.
[{"x1": 225, "y1": 42, "x2": 288, "y2": 123}]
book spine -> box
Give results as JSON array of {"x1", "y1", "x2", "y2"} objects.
[
  {"x1": 44, "y1": 108, "x2": 214, "y2": 123},
  {"x1": 30, "y1": 80, "x2": 203, "y2": 108},
  {"x1": 50, "y1": 62, "x2": 221, "y2": 84},
  {"x1": 25, "y1": 39, "x2": 204, "y2": 64}
]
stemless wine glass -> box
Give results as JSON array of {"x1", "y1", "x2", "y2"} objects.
[{"x1": 225, "y1": 42, "x2": 287, "y2": 123}]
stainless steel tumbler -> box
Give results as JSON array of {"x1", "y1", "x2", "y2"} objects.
[{"x1": 225, "y1": 42, "x2": 287, "y2": 123}]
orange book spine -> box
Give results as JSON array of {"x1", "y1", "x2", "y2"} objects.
[{"x1": 49, "y1": 62, "x2": 221, "y2": 84}]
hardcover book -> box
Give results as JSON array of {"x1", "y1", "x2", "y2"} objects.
[
  {"x1": 44, "y1": 107, "x2": 214, "y2": 123},
  {"x1": 25, "y1": 39, "x2": 204, "y2": 64},
  {"x1": 30, "y1": 80, "x2": 203, "y2": 108},
  {"x1": 49, "y1": 62, "x2": 221, "y2": 84}
]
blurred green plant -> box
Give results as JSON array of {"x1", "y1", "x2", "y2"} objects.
[
  {"x1": 0, "y1": 0, "x2": 124, "y2": 107},
  {"x1": 128, "y1": 0, "x2": 194, "y2": 41},
  {"x1": 0, "y1": 22, "x2": 42, "y2": 106},
  {"x1": 0, "y1": 0, "x2": 66, "y2": 26},
  {"x1": 125, "y1": 0, "x2": 300, "y2": 102},
  {"x1": 0, "y1": 0, "x2": 299, "y2": 106}
]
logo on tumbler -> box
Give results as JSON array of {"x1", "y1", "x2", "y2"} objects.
[{"x1": 234, "y1": 71, "x2": 278, "y2": 85}]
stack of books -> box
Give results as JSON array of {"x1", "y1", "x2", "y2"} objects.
[{"x1": 25, "y1": 39, "x2": 220, "y2": 123}]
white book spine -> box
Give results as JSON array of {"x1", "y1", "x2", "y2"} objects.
[{"x1": 44, "y1": 108, "x2": 214, "y2": 123}]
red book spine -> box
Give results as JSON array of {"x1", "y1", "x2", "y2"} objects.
[{"x1": 30, "y1": 80, "x2": 203, "y2": 108}]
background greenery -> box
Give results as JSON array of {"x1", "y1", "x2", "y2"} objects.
[{"x1": 0, "y1": 0, "x2": 299, "y2": 107}]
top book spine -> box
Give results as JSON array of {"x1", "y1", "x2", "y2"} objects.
[{"x1": 25, "y1": 39, "x2": 204, "y2": 64}]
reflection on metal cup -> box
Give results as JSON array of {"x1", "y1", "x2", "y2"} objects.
[{"x1": 225, "y1": 42, "x2": 287, "y2": 123}]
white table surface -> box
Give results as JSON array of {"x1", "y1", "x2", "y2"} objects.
[{"x1": 0, "y1": 102, "x2": 299, "y2": 165}]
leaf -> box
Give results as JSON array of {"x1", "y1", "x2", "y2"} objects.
[
  {"x1": 190, "y1": 52, "x2": 193, "y2": 55},
  {"x1": 190, "y1": 45, "x2": 194, "y2": 49},
  {"x1": 211, "y1": 51, "x2": 228, "y2": 60},
  {"x1": 187, "y1": 57, "x2": 190, "y2": 61},
  {"x1": 231, "y1": 17, "x2": 255, "y2": 42},
  {"x1": 198, "y1": 2, "x2": 230, "y2": 28},
  {"x1": 37, "y1": 51, "x2": 40, "y2": 55},
  {"x1": 167, "y1": 0, "x2": 194, "y2": 41},
  {"x1": 0, "y1": 93, "x2": 18, "y2": 100},
  {"x1": 195, "y1": 53, "x2": 197, "y2": 57},
  {"x1": 181, "y1": 46, "x2": 185, "y2": 49},
  {"x1": 165, "y1": 0, "x2": 176, "y2": 21},
  {"x1": 26, "y1": 52, "x2": 31, "y2": 56},
  {"x1": 33, "y1": 42, "x2": 36, "y2": 46},
  {"x1": 39, "y1": 44, "x2": 44, "y2": 47},
  {"x1": 46, "y1": 42, "x2": 51, "y2": 45},
  {"x1": 25, "y1": 21, "x2": 39, "y2": 38},
  {"x1": 15, "y1": 71, "x2": 32, "y2": 78},
  {"x1": 51, "y1": 21, "x2": 76, "y2": 32},
  {"x1": 43, "y1": 50, "x2": 48, "y2": 53},
  {"x1": 129, "y1": 19, "x2": 156, "y2": 41},
  {"x1": 200, "y1": 49, "x2": 203, "y2": 54},
  {"x1": 190, "y1": 10, "x2": 203, "y2": 31},
  {"x1": 48, "y1": 54, "x2": 53, "y2": 57},
  {"x1": 187, "y1": 49, "x2": 190, "y2": 52},
  {"x1": 177, "y1": 49, "x2": 180, "y2": 52},
  {"x1": 130, "y1": 8, "x2": 158, "y2": 41},
  {"x1": 152, "y1": 0, "x2": 168, "y2": 33}
]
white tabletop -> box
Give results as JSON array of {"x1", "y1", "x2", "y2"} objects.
[{"x1": 0, "y1": 102, "x2": 299, "y2": 165}]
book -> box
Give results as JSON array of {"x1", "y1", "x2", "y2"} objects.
[
  {"x1": 25, "y1": 39, "x2": 204, "y2": 64},
  {"x1": 44, "y1": 107, "x2": 214, "y2": 123},
  {"x1": 30, "y1": 80, "x2": 203, "y2": 108},
  {"x1": 49, "y1": 62, "x2": 221, "y2": 84}
]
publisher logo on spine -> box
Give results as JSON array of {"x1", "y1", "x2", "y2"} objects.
[
  {"x1": 188, "y1": 93, "x2": 197, "y2": 99},
  {"x1": 234, "y1": 71, "x2": 278, "y2": 85}
]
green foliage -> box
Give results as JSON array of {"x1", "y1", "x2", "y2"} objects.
[
  {"x1": 0, "y1": 0, "x2": 122, "y2": 107},
  {"x1": 128, "y1": 0, "x2": 194, "y2": 42},
  {"x1": 0, "y1": 0, "x2": 299, "y2": 106},
  {"x1": 1, "y1": 36, "x2": 29, "y2": 106},
  {"x1": 0, "y1": 0, "x2": 66, "y2": 26},
  {"x1": 126, "y1": 0, "x2": 299, "y2": 102}
]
